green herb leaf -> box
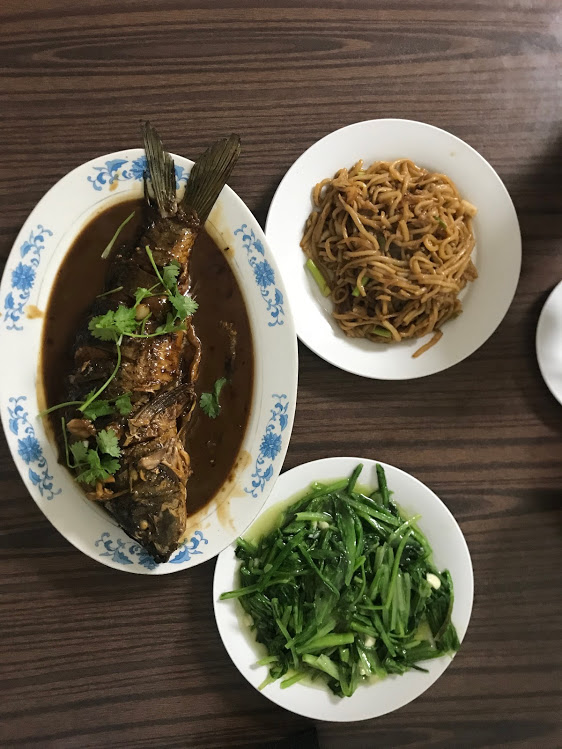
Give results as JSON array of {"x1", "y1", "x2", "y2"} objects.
[
  {"x1": 88, "y1": 310, "x2": 121, "y2": 341},
  {"x1": 81, "y1": 394, "x2": 113, "y2": 421},
  {"x1": 100, "y1": 454, "x2": 121, "y2": 476},
  {"x1": 89, "y1": 306, "x2": 138, "y2": 341},
  {"x1": 70, "y1": 440, "x2": 89, "y2": 465},
  {"x1": 114, "y1": 305, "x2": 138, "y2": 334},
  {"x1": 153, "y1": 312, "x2": 187, "y2": 336},
  {"x1": 200, "y1": 377, "x2": 228, "y2": 418},
  {"x1": 115, "y1": 393, "x2": 133, "y2": 416},
  {"x1": 213, "y1": 377, "x2": 227, "y2": 400},
  {"x1": 145, "y1": 245, "x2": 197, "y2": 323},
  {"x1": 162, "y1": 261, "x2": 181, "y2": 290},
  {"x1": 81, "y1": 391, "x2": 132, "y2": 420},
  {"x1": 134, "y1": 287, "x2": 155, "y2": 306},
  {"x1": 76, "y1": 451, "x2": 102, "y2": 484},
  {"x1": 200, "y1": 392, "x2": 219, "y2": 419},
  {"x1": 96, "y1": 428, "x2": 121, "y2": 457},
  {"x1": 169, "y1": 289, "x2": 198, "y2": 321},
  {"x1": 76, "y1": 449, "x2": 120, "y2": 485}
]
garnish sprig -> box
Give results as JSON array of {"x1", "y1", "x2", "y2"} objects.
[
  {"x1": 61, "y1": 417, "x2": 121, "y2": 487},
  {"x1": 200, "y1": 377, "x2": 228, "y2": 418}
]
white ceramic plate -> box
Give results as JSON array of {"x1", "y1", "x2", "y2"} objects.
[
  {"x1": 536, "y1": 280, "x2": 562, "y2": 405},
  {"x1": 0, "y1": 147, "x2": 298, "y2": 573},
  {"x1": 265, "y1": 119, "x2": 521, "y2": 379},
  {"x1": 213, "y1": 456, "x2": 474, "y2": 722}
]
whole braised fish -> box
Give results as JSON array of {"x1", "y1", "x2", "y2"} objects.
[{"x1": 57, "y1": 123, "x2": 240, "y2": 562}]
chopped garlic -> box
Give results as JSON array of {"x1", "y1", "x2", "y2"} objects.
[
  {"x1": 318, "y1": 521, "x2": 330, "y2": 530},
  {"x1": 364, "y1": 636, "x2": 375, "y2": 648},
  {"x1": 426, "y1": 573, "x2": 441, "y2": 590},
  {"x1": 135, "y1": 303, "x2": 151, "y2": 321}
]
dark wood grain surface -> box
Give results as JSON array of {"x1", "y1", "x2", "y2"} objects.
[{"x1": 1, "y1": 2, "x2": 561, "y2": 747}]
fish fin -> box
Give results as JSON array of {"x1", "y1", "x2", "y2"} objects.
[
  {"x1": 143, "y1": 173, "x2": 150, "y2": 204},
  {"x1": 181, "y1": 134, "x2": 241, "y2": 223},
  {"x1": 129, "y1": 383, "x2": 194, "y2": 425},
  {"x1": 141, "y1": 121, "x2": 177, "y2": 217}
]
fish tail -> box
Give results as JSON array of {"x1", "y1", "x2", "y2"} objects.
[
  {"x1": 141, "y1": 121, "x2": 177, "y2": 217},
  {"x1": 181, "y1": 134, "x2": 241, "y2": 223}
]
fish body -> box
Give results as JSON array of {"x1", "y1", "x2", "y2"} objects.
[{"x1": 61, "y1": 124, "x2": 240, "y2": 562}]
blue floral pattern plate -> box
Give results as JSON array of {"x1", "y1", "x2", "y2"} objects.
[{"x1": 0, "y1": 148, "x2": 298, "y2": 574}]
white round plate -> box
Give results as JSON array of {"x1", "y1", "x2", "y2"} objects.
[
  {"x1": 0, "y1": 147, "x2": 297, "y2": 573},
  {"x1": 265, "y1": 119, "x2": 521, "y2": 379},
  {"x1": 536, "y1": 280, "x2": 562, "y2": 405},
  {"x1": 213, "y1": 456, "x2": 474, "y2": 722}
]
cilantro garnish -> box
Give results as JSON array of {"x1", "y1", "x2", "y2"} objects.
[
  {"x1": 145, "y1": 245, "x2": 198, "y2": 324},
  {"x1": 69, "y1": 440, "x2": 88, "y2": 465},
  {"x1": 114, "y1": 393, "x2": 133, "y2": 416},
  {"x1": 75, "y1": 451, "x2": 120, "y2": 486},
  {"x1": 169, "y1": 288, "x2": 199, "y2": 320},
  {"x1": 153, "y1": 312, "x2": 186, "y2": 336},
  {"x1": 134, "y1": 286, "x2": 157, "y2": 306},
  {"x1": 68, "y1": 427, "x2": 121, "y2": 486},
  {"x1": 88, "y1": 306, "x2": 138, "y2": 341},
  {"x1": 200, "y1": 377, "x2": 228, "y2": 419},
  {"x1": 79, "y1": 391, "x2": 132, "y2": 421},
  {"x1": 96, "y1": 428, "x2": 121, "y2": 457},
  {"x1": 162, "y1": 260, "x2": 181, "y2": 289},
  {"x1": 81, "y1": 397, "x2": 114, "y2": 421}
]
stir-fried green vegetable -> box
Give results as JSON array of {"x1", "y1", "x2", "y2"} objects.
[
  {"x1": 220, "y1": 464, "x2": 459, "y2": 697},
  {"x1": 305, "y1": 259, "x2": 331, "y2": 297}
]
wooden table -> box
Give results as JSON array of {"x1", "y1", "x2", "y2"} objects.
[{"x1": 1, "y1": 2, "x2": 561, "y2": 747}]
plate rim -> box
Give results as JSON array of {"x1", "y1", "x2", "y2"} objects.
[
  {"x1": 265, "y1": 118, "x2": 522, "y2": 380},
  {"x1": 213, "y1": 455, "x2": 474, "y2": 721},
  {"x1": 535, "y1": 279, "x2": 562, "y2": 406}
]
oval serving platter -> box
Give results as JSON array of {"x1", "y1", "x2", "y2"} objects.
[{"x1": 0, "y1": 148, "x2": 298, "y2": 574}]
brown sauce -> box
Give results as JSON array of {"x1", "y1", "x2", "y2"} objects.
[{"x1": 42, "y1": 197, "x2": 254, "y2": 515}]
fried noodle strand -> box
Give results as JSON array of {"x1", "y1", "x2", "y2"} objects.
[{"x1": 301, "y1": 159, "x2": 478, "y2": 355}]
